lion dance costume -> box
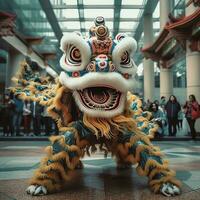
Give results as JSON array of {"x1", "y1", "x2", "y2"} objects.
[{"x1": 11, "y1": 17, "x2": 181, "y2": 197}]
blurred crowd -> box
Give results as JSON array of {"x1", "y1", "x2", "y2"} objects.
[
  {"x1": 0, "y1": 93, "x2": 59, "y2": 137},
  {"x1": 143, "y1": 94, "x2": 200, "y2": 140}
]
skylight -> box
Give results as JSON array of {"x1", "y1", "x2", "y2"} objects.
[
  {"x1": 119, "y1": 21, "x2": 137, "y2": 29},
  {"x1": 83, "y1": 0, "x2": 114, "y2": 5},
  {"x1": 59, "y1": 21, "x2": 81, "y2": 29},
  {"x1": 58, "y1": 9, "x2": 79, "y2": 18},
  {"x1": 122, "y1": 0, "x2": 144, "y2": 5},
  {"x1": 120, "y1": 9, "x2": 140, "y2": 18},
  {"x1": 84, "y1": 9, "x2": 114, "y2": 18}
]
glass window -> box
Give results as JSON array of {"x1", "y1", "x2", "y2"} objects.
[
  {"x1": 172, "y1": 56, "x2": 186, "y2": 88},
  {"x1": 59, "y1": 21, "x2": 81, "y2": 29},
  {"x1": 84, "y1": 9, "x2": 113, "y2": 18},
  {"x1": 84, "y1": 0, "x2": 114, "y2": 5},
  {"x1": 54, "y1": 9, "x2": 79, "y2": 18},
  {"x1": 37, "y1": 32, "x2": 55, "y2": 37},
  {"x1": 153, "y1": 2, "x2": 160, "y2": 18},
  {"x1": 119, "y1": 21, "x2": 137, "y2": 29},
  {"x1": 122, "y1": 0, "x2": 144, "y2": 5},
  {"x1": 153, "y1": 21, "x2": 160, "y2": 29},
  {"x1": 62, "y1": 0, "x2": 77, "y2": 5},
  {"x1": 120, "y1": 9, "x2": 140, "y2": 18}
]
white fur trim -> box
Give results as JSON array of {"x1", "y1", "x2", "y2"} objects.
[
  {"x1": 112, "y1": 37, "x2": 137, "y2": 74},
  {"x1": 73, "y1": 90, "x2": 126, "y2": 118},
  {"x1": 45, "y1": 66, "x2": 58, "y2": 78},
  {"x1": 59, "y1": 71, "x2": 135, "y2": 92},
  {"x1": 59, "y1": 32, "x2": 91, "y2": 72}
]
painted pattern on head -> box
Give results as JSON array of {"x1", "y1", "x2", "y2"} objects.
[{"x1": 59, "y1": 16, "x2": 137, "y2": 118}]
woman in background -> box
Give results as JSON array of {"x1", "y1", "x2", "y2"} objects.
[
  {"x1": 1, "y1": 94, "x2": 15, "y2": 136},
  {"x1": 23, "y1": 100, "x2": 32, "y2": 136},
  {"x1": 184, "y1": 94, "x2": 199, "y2": 139},
  {"x1": 165, "y1": 95, "x2": 181, "y2": 136},
  {"x1": 177, "y1": 106, "x2": 184, "y2": 130},
  {"x1": 149, "y1": 103, "x2": 166, "y2": 137}
]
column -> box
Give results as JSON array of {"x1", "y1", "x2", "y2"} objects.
[
  {"x1": 6, "y1": 49, "x2": 25, "y2": 88},
  {"x1": 143, "y1": 14, "x2": 154, "y2": 102},
  {"x1": 159, "y1": 0, "x2": 173, "y2": 99},
  {"x1": 185, "y1": 0, "x2": 200, "y2": 102},
  {"x1": 186, "y1": 50, "x2": 200, "y2": 102},
  {"x1": 160, "y1": 68, "x2": 173, "y2": 98},
  {"x1": 160, "y1": 0, "x2": 172, "y2": 29},
  {"x1": 185, "y1": 0, "x2": 200, "y2": 131}
]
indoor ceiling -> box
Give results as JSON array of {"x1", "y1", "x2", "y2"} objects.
[{"x1": 0, "y1": 0, "x2": 163, "y2": 69}]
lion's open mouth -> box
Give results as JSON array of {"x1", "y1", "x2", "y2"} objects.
[{"x1": 77, "y1": 86, "x2": 121, "y2": 111}]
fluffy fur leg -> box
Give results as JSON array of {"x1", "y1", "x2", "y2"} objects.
[
  {"x1": 28, "y1": 130, "x2": 86, "y2": 194},
  {"x1": 115, "y1": 133, "x2": 181, "y2": 194}
]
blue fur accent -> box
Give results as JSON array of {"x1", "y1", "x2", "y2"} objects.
[
  {"x1": 131, "y1": 102, "x2": 138, "y2": 110},
  {"x1": 64, "y1": 131, "x2": 75, "y2": 145},
  {"x1": 142, "y1": 112, "x2": 148, "y2": 118},
  {"x1": 137, "y1": 121, "x2": 144, "y2": 127},
  {"x1": 118, "y1": 132, "x2": 135, "y2": 143},
  {"x1": 52, "y1": 141, "x2": 65, "y2": 154}
]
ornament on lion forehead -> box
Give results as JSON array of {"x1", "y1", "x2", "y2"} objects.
[{"x1": 59, "y1": 16, "x2": 137, "y2": 118}]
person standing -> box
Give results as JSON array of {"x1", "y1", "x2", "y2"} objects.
[
  {"x1": 23, "y1": 100, "x2": 32, "y2": 136},
  {"x1": 143, "y1": 99, "x2": 152, "y2": 111},
  {"x1": 13, "y1": 94, "x2": 24, "y2": 136},
  {"x1": 31, "y1": 101, "x2": 43, "y2": 136},
  {"x1": 177, "y1": 106, "x2": 184, "y2": 130},
  {"x1": 184, "y1": 95, "x2": 199, "y2": 139},
  {"x1": 42, "y1": 106, "x2": 52, "y2": 136},
  {"x1": 1, "y1": 94, "x2": 15, "y2": 136},
  {"x1": 160, "y1": 96, "x2": 166, "y2": 107},
  {"x1": 165, "y1": 95, "x2": 181, "y2": 136},
  {"x1": 149, "y1": 103, "x2": 166, "y2": 137}
]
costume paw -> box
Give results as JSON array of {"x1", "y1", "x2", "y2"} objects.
[
  {"x1": 160, "y1": 183, "x2": 180, "y2": 197},
  {"x1": 26, "y1": 185, "x2": 47, "y2": 196}
]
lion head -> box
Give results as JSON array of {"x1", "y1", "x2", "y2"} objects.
[{"x1": 59, "y1": 16, "x2": 137, "y2": 119}]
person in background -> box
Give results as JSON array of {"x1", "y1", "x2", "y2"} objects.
[
  {"x1": 42, "y1": 106, "x2": 52, "y2": 136},
  {"x1": 160, "y1": 96, "x2": 166, "y2": 107},
  {"x1": 143, "y1": 99, "x2": 152, "y2": 111},
  {"x1": 165, "y1": 95, "x2": 181, "y2": 136},
  {"x1": 149, "y1": 103, "x2": 166, "y2": 137},
  {"x1": 184, "y1": 94, "x2": 199, "y2": 139},
  {"x1": 1, "y1": 94, "x2": 15, "y2": 136},
  {"x1": 160, "y1": 104, "x2": 168, "y2": 136},
  {"x1": 13, "y1": 94, "x2": 24, "y2": 136},
  {"x1": 154, "y1": 100, "x2": 160, "y2": 107},
  {"x1": 23, "y1": 100, "x2": 32, "y2": 136},
  {"x1": 0, "y1": 94, "x2": 10, "y2": 136},
  {"x1": 31, "y1": 101, "x2": 43, "y2": 136},
  {"x1": 52, "y1": 119, "x2": 59, "y2": 135},
  {"x1": 177, "y1": 106, "x2": 184, "y2": 130},
  {"x1": 182, "y1": 108, "x2": 190, "y2": 136}
]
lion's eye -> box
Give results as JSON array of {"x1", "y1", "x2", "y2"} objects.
[
  {"x1": 60, "y1": 33, "x2": 91, "y2": 72},
  {"x1": 66, "y1": 46, "x2": 81, "y2": 65},
  {"x1": 120, "y1": 51, "x2": 130, "y2": 65}
]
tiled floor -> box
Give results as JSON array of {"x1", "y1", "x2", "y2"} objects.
[{"x1": 0, "y1": 140, "x2": 200, "y2": 200}]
